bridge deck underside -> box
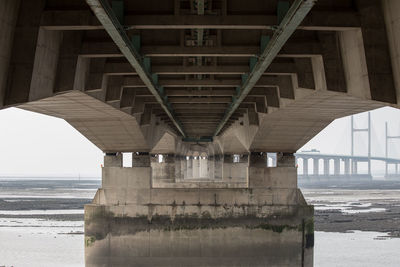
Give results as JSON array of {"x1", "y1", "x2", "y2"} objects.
[{"x1": 1, "y1": 0, "x2": 399, "y2": 153}]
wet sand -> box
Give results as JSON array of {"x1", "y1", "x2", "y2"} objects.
[
  {"x1": 301, "y1": 180, "x2": 400, "y2": 237},
  {"x1": 1, "y1": 179, "x2": 400, "y2": 236},
  {"x1": 0, "y1": 178, "x2": 400, "y2": 266}
]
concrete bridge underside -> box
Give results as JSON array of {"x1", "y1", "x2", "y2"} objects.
[{"x1": 1, "y1": 0, "x2": 400, "y2": 266}]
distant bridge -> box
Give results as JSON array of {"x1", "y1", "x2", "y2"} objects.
[
  {"x1": 295, "y1": 153, "x2": 400, "y2": 180},
  {"x1": 290, "y1": 112, "x2": 400, "y2": 180}
]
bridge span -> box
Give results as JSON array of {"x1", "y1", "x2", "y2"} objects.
[
  {"x1": 296, "y1": 153, "x2": 400, "y2": 179},
  {"x1": 2, "y1": 0, "x2": 400, "y2": 266},
  {"x1": 295, "y1": 112, "x2": 400, "y2": 180}
]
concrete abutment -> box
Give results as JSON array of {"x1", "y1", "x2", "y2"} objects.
[{"x1": 85, "y1": 153, "x2": 313, "y2": 266}]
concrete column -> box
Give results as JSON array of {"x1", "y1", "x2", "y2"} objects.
[
  {"x1": 249, "y1": 152, "x2": 267, "y2": 167},
  {"x1": 174, "y1": 155, "x2": 182, "y2": 180},
  {"x1": 208, "y1": 156, "x2": 215, "y2": 179},
  {"x1": 344, "y1": 158, "x2": 350, "y2": 176},
  {"x1": 334, "y1": 159, "x2": 340, "y2": 176},
  {"x1": 223, "y1": 154, "x2": 233, "y2": 180},
  {"x1": 104, "y1": 153, "x2": 122, "y2": 167},
  {"x1": 313, "y1": 158, "x2": 319, "y2": 176},
  {"x1": 277, "y1": 153, "x2": 295, "y2": 167},
  {"x1": 396, "y1": 164, "x2": 399, "y2": 175},
  {"x1": 323, "y1": 159, "x2": 329, "y2": 176},
  {"x1": 187, "y1": 156, "x2": 193, "y2": 178},
  {"x1": 214, "y1": 155, "x2": 223, "y2": 179},
  {"x1": 180, "y1": 156, "x2": 187, "y2": 179},
  {"x1": 302, "y1": 158, "x2": 308, "y2": 176},
  {"x1": 85, "y1": 162, "x2": 314, "y2": 266},
  {"x1": 164, "y1": 154, "x2": 175, "y2": 182},
  {"x1": 385, "y1": 161, "x2": 388, "y2": 177},
  {"x1": 0, "y1": 0, "x2": 20, "y2": 107},
  {"x1": 352, "y1": 160, "x2": 358, "y2": 175},
  {"x1": 192, "y1": 156, "x2": 200, "y2": 178},
  {"x1": 199, "y1": 157, "x2": 208, "y2": 178},
  {"x1": 132, "y1": 152, "x2": 150, "y2": 167}
]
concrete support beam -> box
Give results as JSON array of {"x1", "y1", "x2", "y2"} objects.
[
  {"x1": 383, "y1": 0, "x2": 400, "y2": 104},
  {"x1": 214, "y1": 155, "x2": 223, "y2": 179},
  {"x1": 277, "y1": 153, "x2": 295, "y2": 167},
  {"x1": 132, "y1": 152, "x2": 150, "y2": 167},
  {"x1": 356, "y1": 0, "x2": 397, "y2": 104},
  {"x1": 187, "y1": 156, "x2": 193, "y2": 179},
  {"x1": 5, "y1": 0, "x2": 46, "y2": 106},
  {"x1": 0, "y1": 0, "x2": 20, "y2": 107},
  {"x1": 41, "y1": 11, "x2": 360, "y2": 31},
  {"x1": 249, "y1": 153, "x2": 267, "y2": 167},
  {"x1": 174, "y1": 155, "x2": 182, "y2": 180},
  {"x1": 104, "y1": 153, "x2": 122, "y2": 167},
  {"x1": 29, "y1": 29, "x2": 62, "y2": 101}
]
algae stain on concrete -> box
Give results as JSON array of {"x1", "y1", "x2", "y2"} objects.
[{"x1": 85, "y1": 236, "x2": 96, "y2": 247}]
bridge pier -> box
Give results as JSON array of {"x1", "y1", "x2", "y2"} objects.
[
  {"x1": 85, "y1": 152, "x2": 314, "y2": 266},
  {"x1": 303, "y1": 157, "x2": 309, "y2": 176},
  {"x1": 323, "y1": 159, "x2": 329, "y2": 177},
  {"x1": 132, "y1": 152, "x2": 150, "y2": 167},
  {"x1": 344, "y1": 158, "x2": 350, "y2": 176},
  {"x1": 334, "y1": 159, "x2": 340, "y2": 177},
  {"x1": 313, "y1": 158, "x2": 319, "y2": 177},
  {"x1": 352, "y1": 160, "x2": 358, "y2": 175}
]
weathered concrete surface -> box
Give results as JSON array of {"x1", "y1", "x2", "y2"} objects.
[
  {"x1": 0, "y1": 0, "x2": 20, "y2": 107},
  {"x1": 2, "y1": 0, "x2": 400, "y2": 154},
  {"x1": 85, "y1": 165, "x2": 313, "y2": 266}
]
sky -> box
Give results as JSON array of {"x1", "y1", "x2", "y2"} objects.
[{"x1": 0, "y1": 106, "x2": 400, "y2": 178}]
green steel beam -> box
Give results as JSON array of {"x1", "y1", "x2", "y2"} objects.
[
  {"x1": 86, "y1": 0, "x2": 186, "y2": 137},
  {"x1": 213, "y1": 0, "x2": 317, "y2": 137},
  {"x1": 131, "y1": 34, "x2": 141, "y2": 52}
]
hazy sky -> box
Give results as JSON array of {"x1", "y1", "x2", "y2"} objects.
[{"x1": 1, "y1": 106, "x2": 400, "y2": 177}]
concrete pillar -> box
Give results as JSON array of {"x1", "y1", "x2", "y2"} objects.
[
  {"x1": 0, "y1": 0, "x2": 20, "y2": 106},
  {"x1": 180, "y1": 156, "x2": 187, "y2": 179},
  {"x1": 208, "y1": 156, "x2": 215, "y2": 179},
  {"x1": 164, "y1": 154, "x2": 175, "y2": 182},
  {"x1": 277, "y1": 152, "x2": 295, "y2": 167},
  {"x1": 223, "y1": 154, "x2": 233, "y2": 180},
  {"x1": 214, "y1": 155, "x2": 223, "y2": 179},
  {"x1": 249, "y1": 152, "x2": 267, "y2": 167},
  {"x1": 104, "y1": 153, "x2": 122, "y2": 167},
  {"x1": 132, "y1": 152, "x2": 150, "y2": 167},
  {"x1": 302, "y1": 158, "x2": 308, "y2": 176},
  {"x1": 344, "y1": 158, "x2": 350, "y2": 176},
  {"x1": 323, "y1": 159, "x2": 329, "y2": 176},
  {"x1": 199, "y1": 157, "x2": 208, "y2": 178},
  {"x1": 187, "y1": 156, "x2": 193, "y2": 178},
  {"x1": 313, "y1": 158, "x2": 319, "y2": 176},
  {"x1": 334, "y1": 159, "x2": 340, "y2": 176},
  {"x1": 85, "y1": 163, "x2": 314, "y2": 266},
  {"x1": 352, "y1": 160, "x2": 358, "y2": 175},
  {"x1": 385, "y1": 161, "x2": 388, "y2": 177},
  {"x1": 174, "y1": 155, "x2": 182, "y2": 180},
  {"x1": 192, "y1": 156, "x2": 200, "y2": 178},
  {"x1": 396, "y1": 164, "x2": 399, "y2": 175}
]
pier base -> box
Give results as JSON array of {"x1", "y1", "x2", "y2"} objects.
[{"x1": 85, "y1": 164, "x2": 314, "y2": 266}]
